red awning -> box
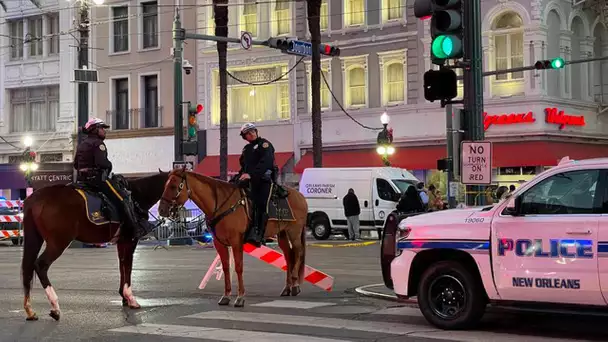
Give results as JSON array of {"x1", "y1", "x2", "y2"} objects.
[
  {"x1": 194, "y1": 152, "x2": 294, "y2": 177},
  {"x1": 293, "y1": 141, "x2": 608, "y2": 173},
  {"x1": 493, "y1": 141, "x2": 608, "y2": 167},
  {"x1": 293, "y1": 147, "x2": 447, "y2": 173}
]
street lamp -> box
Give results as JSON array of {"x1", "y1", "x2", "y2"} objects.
[
  {"x1": 377, "y1": 112, "x2": 394, "y2": 166},
  {"x1": 20, "y1": 135, "x2": 38, "y2": 184}
]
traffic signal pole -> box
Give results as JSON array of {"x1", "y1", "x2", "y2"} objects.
[
  {"x1": 462, "y1": 0, "x2": 485, "y2": 206},
  {"x1": 173, "y1": 9, "x2": 184, "y2": 161}
]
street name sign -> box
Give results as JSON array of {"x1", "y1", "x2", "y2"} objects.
[{"x1": 461, "y1": 141, "x2": 492, "y2": 185}]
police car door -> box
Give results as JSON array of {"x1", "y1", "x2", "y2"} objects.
[
  {"x1": 491, "y1": 168, "x2": 602, "y2": 305},
  {"x1": 373, "y1": 178, "x2": 400, "y2": 230}
]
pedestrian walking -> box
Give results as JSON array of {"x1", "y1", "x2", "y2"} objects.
[
  {"x1": 397, "y1": 185, "x2": 424, "y2": 213},
  {"x1": 342, "y1": 188, "x2": 361, "y2": 241}
]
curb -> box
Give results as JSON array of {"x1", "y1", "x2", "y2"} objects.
[
  {"x1": 354, "y1": 283, "x2": 418, "y2": 304},
  {"x1": 308, "y1": 241, "x2": 379, "y2": 248}
]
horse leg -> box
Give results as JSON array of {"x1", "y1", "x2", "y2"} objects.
[
  {"x1": 232, "y1": 244, "x2": 246, "y2": 308},
  {"x1": 117, "y1": 240, "x2": 140, "y2": 309},
  {"x1": 287, "y1": 228, "x2": 304, "y2": 296},
  {"x1": 277, "y1": 231, "x2": 292, "y2": 296},
  {"x1": 214, "y1": 240, "x2": 232, "y2": 306},
  {"x1": 22, "y1": 214, "x2": 44, "y2": 321},
  {"x1": 34, "y1": 242, "x2": 69, "y2": 321}
]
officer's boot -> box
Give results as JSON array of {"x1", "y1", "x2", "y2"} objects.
[
  {"x1": 120, "y1": 196, "x2": 141, "y2": 241},
  {"x1": 245, "y1": 206, "x2": 260, "y2": 246},
  {"x1": 256, "y1": 211, "x2": 269, "y2": 246}
]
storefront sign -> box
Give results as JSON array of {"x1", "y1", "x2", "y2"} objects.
[
  {"x1": 544, "y1": 107, "x2": 586, "y2": 129},
  {"x1": 29, "y1": 172, "x2": 73, "y2": 190},
  {"x1": 483, "y1": 111, "x2": 536, "y2": 131}
]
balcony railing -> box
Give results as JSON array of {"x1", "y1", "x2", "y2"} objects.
[{"x1": 105, "y1": 106, "x2": 164, "y2": 130}]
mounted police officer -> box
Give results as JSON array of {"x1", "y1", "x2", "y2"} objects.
[
  {"x1": 235, "y1": 123, "x2": 275, "y2": 247},
  {"x1": 73, "y1": 118, "x2": 146, "y2": 243}
]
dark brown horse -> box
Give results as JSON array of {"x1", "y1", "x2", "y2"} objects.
[
  {"x1": 21, "y1": 171, "x2": 169, "y2": 321},
  {"x1": 158, "y1": 169, "x2": 308, "y2": 307}
]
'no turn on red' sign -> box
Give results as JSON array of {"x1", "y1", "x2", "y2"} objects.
[{"x1": 461, "y1": 141, "x2": 492, "y2": 185}]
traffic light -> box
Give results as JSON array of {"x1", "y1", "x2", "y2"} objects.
[
  {"x1": 187, "y1": 103, "x2": 202, "y2": 140},
  {"x1": 320, "y1": 43, "x2": 340, "y2": 57},
  {"x1": 423, "y1": 68, "x2": 457, "y2": 102},
  {"x1": 268, "y1": 37, "x2": 294, "y2": 51},
  {"x1": 534, "y1": 57, "x2": 565, "y2": 70},
  {"x1": 415, "y1": 0, "x2": 464, "y2": 63}
]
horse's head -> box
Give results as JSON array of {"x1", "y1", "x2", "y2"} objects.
[{"x1": 158, "y1": 168, "x2": 189, "y2": 219}]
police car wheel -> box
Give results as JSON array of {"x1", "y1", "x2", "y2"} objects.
[
  {"x1": 311, "y1": 217, "x2": 331, "y2": 240},
  {"x1": 417, "y1": 261, "x2": 486, "y2": 330}
]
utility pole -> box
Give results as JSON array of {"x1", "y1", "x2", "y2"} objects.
[
  {"x1": 173, "y1": 8, "x2": 184, "y2": 161},
  {"x1": 462, "y1": 0, "x2": 485, "y2": 206},
  {"x1": 214, "y1": 0, "x2": 229, "y2": 181},
  {"x1": 77, "y1": 1, "x2": 90, "y2": 144},
  {"x1": 307, "y1": 0, "x2": 323, "y2": 167}
]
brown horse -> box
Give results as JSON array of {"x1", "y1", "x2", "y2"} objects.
[
  {"x1": 158, "y1": 169, "x2": 308, "y2": 307},
  {"x1": 21, "y1": 171, "x2": 169, "y2": 321}
]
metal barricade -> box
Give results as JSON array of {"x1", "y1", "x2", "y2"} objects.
[
  {"x1": 143, "y1": 207, "x2": 211, "y2": 249},
  {"x1": 0, "y1": 199, "x2": 23, "y2": 246}
]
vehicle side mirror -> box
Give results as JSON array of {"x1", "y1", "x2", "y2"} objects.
[{"x1": 503, "y1": 196, "x2": 520, "y2": 216}]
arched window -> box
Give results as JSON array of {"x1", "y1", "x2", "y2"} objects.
[
  {"x1": 347, "y1": 66, "x2": 366, "y2": 107},
  {"x1": 493, "y1": 12, "x2": 524, "y2": 81},
  {"x1": 385, "y1": 62, "x2": 404, "y2": 104}
]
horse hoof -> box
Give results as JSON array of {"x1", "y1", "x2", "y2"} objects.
[
  {"x1": 280, "y1": 287, "x2": 291, "y2": 297},
  {"x1": 49, "y1": 310, "x2": 60, "y2": 321},
  {"x1": 234, "y1": 297, "x2": 245, "y2": 308},
  {"x1": 26, "y1": 314, "x2": 38, "y2": 321},
  {"x1": 290, "y1": 286, "x2": 301, "y2": 296},
  {"x1": 218, "y1": 296, "x2": 231, "y2": 306}
]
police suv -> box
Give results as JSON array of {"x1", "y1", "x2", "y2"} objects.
[{"x1": 381, "y1": 157, "x2": 608, "y2": 330}]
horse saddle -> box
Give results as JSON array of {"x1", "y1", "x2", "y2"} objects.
[
  {"x1": 72, "y1": 183, "x2": 121, "y2": 225},
  {"x1": 265, "y1": 183, "x2": 295, "y2": 222}
]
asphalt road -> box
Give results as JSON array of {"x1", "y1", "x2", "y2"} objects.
[{"x1": 0, "y1": 241, "x2": 607, "y2": 342}]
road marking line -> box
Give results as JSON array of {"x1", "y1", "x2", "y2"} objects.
[
  {"x1": 371, "y1": 306, "x2": 423, "y2": 317},
  {"x1": 109, "y1": 323, "x2": 351, "y2": 342},
  {"x1": 252, "y1": 300, "x2": 336, "y2": 309},
  {"x1": 183, "y1": 311, "x2": 424, "y2": 335}
]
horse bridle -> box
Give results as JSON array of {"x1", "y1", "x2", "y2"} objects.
[
  {"x1": 160, "y1": 171, "x2": 191, "y2": 219},
  {"x1": 160, "y1": 171, "x2": 247, "y2": 230}
]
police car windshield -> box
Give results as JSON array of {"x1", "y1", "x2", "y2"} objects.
[{"x1": 392, "y1": 180, "x2": 417, "y2": 193}]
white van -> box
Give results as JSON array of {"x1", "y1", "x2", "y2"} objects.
[{"x1": 299, "y1": 167, "x2": 419, "y2": 240}]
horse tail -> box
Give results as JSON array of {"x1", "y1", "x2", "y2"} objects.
[
  {"x1": 298, "y1": 223, "x2": 306, "y2": 283},
  {"x1": 21, "y1": 201, "x2": 44, "y2": 296}
]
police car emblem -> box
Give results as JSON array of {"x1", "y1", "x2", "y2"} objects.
[
  {"x1": 262, "y1": 142, "x2": 269, "y2": 148},
  {"x1": 99, "y1": 144, "x2": 106, "y2": 151}
]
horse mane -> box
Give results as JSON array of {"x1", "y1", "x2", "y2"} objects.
[{"x1": 185, "y1": 171, "x2": 237, "y2": 190}]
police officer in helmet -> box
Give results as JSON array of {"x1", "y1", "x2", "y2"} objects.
[
  {"x1": 236, "y1": 123, "x2": 275, "y2": 247},
  {"x1": 73, "y1": 118, "x2": 146, "y2": 243}
]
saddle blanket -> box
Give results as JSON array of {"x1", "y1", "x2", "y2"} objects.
[
  {"x1": 75, "y1": 189, "x2": 121, "y2": 225},
  {"x1": 266, "y1": 184, "x2": 296, "y2": 222}
]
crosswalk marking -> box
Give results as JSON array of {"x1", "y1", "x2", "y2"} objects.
[
  {"x1": 184, "y1": 311, "x2": 422, "y2": 335},
  {"x1": 109, "y1": 323, "x2": 351, "y2": 342},
  {"x1": 251, "y1": 300, "x2": 336, "y2": 309}
]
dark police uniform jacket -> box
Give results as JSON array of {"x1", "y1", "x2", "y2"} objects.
[
  {"x1": 239, "y1": 137, "x2": 275, "y2": 183},
  {"x1": 73, "y1": 135, "x2": 113, "y2": 182}
]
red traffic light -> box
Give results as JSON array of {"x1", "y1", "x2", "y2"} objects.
[
  {"x1": 196, "y1": 104, "x2": 203, "y2": 113},
  {"x1": 324, "y1": 45, "x2": 331, "y2": 55},
  {"x1": 29, "y1": 151, "x2": 36, "y2": 158},
  {"x1": 320, "y1": 44, "x2": 340, "y2": 57}
]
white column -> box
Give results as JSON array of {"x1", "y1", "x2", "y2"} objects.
[
  {"x1": 523, "y1": 31, "x2": 535, "y2": 95},
  {"x1": 559, "y1": 31, "x2": 572, "y2": 99},
  {"x1": 0, "y1": 14, "x2": 7, "y2": 130},
  {"x1": 23, "y1": 19, "x2": 29, "y2": 60},
  {"x1": 581, "y1": 37, "x2": 595, "y2": 101},
  {"x1": 532, "y1": 39, "x2": 546, "y2": 95},
  {"x1": 58, "y1": 3, "x2": 77, "y2": 129},
  {"x1": 482, "y1": 34, "x2": 491, "y2": 97},
  {"x1": 42, "y1": 15, "x2": 48, "y2": 57}
]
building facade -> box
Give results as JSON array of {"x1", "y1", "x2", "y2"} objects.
[
  {"x1": 0, "y1": 0, "x2": 77, "y2": 199},
  {"x1": 90, "y1": 0, "x2": 197, "y2": 176},
  {"x1": 195, "y1": 0, "x2": 608, "y2": 189}
]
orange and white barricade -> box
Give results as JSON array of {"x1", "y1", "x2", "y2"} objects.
[
  {"x1": 0, "y1": 200, "x2": 24, "y2": 241},
  {"x1": 199, "y1": 243, "x2": 334, "y2": 292}
]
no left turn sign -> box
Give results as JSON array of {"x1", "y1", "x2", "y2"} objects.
[{"x1": 240, "y1": 31, "x2": 252, "y2": 50}]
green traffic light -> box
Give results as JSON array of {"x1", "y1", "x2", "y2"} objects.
[
  {"x1": 551, "y1": 57, "x2": 565, "y2": 69},
  {"x1": 431, "y1": 35, "x2": 462, "y2": 59},
  {"x1": 188, "y1": 127, "x2": 196, "y2": 137}
]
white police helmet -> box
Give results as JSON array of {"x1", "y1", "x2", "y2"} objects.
[
  {"x1": 240, "y1": 122, "x2": 257, "y2": 136},
  {"x1": 84, "y1": 117, "x2": 109, "y2": 132}
]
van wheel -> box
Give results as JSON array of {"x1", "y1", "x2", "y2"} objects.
[
  {"x1": 311, "y1": 217, "x2": 331, "y2": 240},
  {"x1": 417, "y1": 261, "x2": 486, "y2": 330}
]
